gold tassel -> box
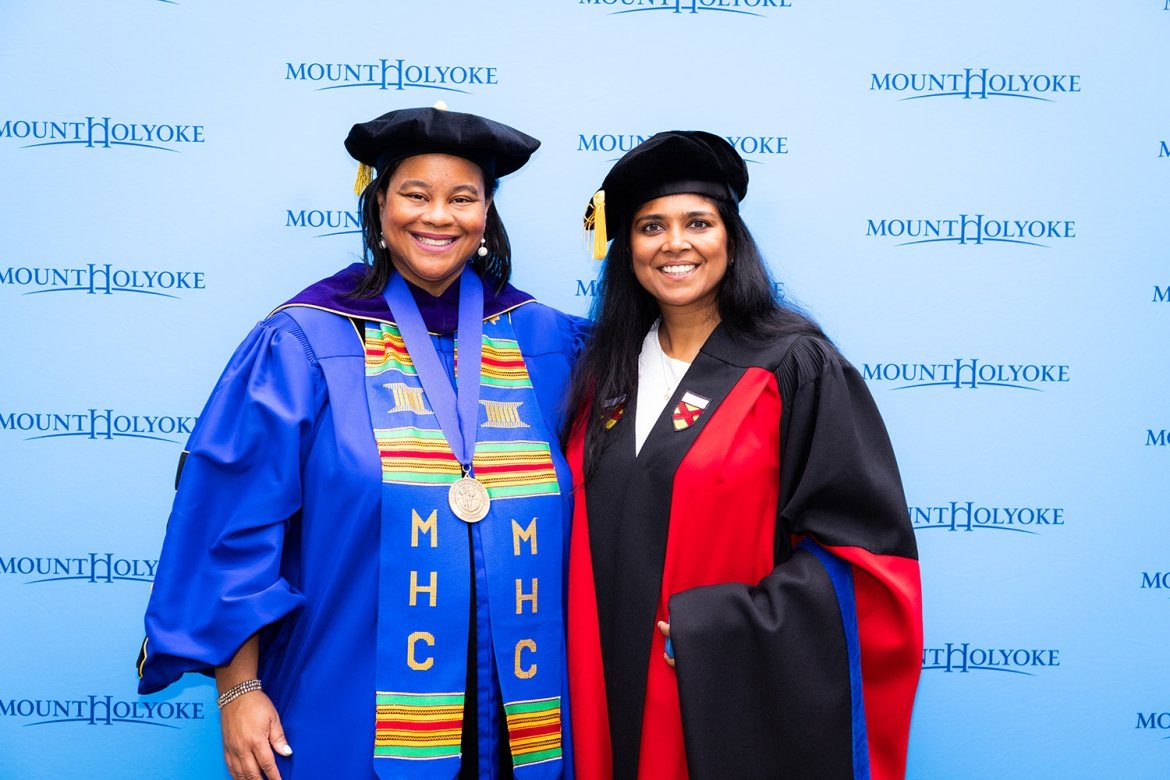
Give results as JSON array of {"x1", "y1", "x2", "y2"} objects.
[
  {"x1": 353, "y1": 163, "x2": 373, "y2": 196},
  {"x1": 585, "y1": 189, "x2": 607, "y2": 260}
]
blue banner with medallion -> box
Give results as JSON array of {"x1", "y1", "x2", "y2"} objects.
[{"x1": 366, "y1": 272, "x2": 565, "y2": 776}]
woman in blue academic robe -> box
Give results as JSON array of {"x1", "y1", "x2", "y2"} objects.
[{"x1": 139, "y1": 105, "x2": 583, "y2": 780}]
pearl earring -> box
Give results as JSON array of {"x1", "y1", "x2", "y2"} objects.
[{"x1": 477, "y1": 236, "x2": 488, "y2": 257}]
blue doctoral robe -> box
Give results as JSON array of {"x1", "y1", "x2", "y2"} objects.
[{"x1": 139, "y1": 264, "x2": 586, "y2": 779}]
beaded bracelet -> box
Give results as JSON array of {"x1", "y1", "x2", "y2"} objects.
[{"x1": 217, "y1": 678, "x2": 262, "y2": 709}]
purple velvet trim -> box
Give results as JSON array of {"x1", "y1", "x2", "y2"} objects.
[{"x1": 280, "y1": 263, "x2": 534, "y2": 334}]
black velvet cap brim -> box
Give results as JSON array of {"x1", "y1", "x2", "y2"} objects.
[
  {"x1": 345, "y1": 106, "x2": 540, "y2": 180},
  {"x1": 588, "y1": 130, "x2": 749, "y2": 228}
]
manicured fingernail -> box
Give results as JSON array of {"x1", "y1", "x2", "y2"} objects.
[{"x1": 278, "y1": 744, "x2": 293, "y2": 756}]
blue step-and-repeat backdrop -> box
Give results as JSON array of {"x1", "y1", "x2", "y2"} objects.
[{"x1": 1, "y1": 2, "x2": 1167, "y2": 778}]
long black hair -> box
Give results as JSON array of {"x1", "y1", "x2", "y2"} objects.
[
  {"x1": 566, "y1": 195, "x2": 824, "y2": 472},
  {"x1": 349, "y1": 160, "x2": 512, "y2": 297}
]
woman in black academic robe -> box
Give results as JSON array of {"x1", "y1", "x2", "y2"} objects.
[{"x1": 565, "y1": 131, "x2": 923, "y2": 780}]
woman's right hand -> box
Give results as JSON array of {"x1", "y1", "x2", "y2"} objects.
[{"x1": 220, "y1": 690, "x2": 292, "y2": 780}]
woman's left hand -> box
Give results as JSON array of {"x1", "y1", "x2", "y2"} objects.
[{"x1": 657, "y1": 620, "x2": 675, "y2": 669}]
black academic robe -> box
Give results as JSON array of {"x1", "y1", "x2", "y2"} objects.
[{"x1": 567, "y1": 327, "x2": 923, "y2": 780}]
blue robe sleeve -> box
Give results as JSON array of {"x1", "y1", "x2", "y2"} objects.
[
  {"x1": 510, "y1": 303, "x2": 591, "y2": 439},
  {"x1": 138, "y1": 313, "x2": 323, "y2": 694}
]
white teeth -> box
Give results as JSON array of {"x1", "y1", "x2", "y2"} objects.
[
  {"x1": 416, "y1": 235, "x2": 456, "y2": 246},
  {"x1": 661, "y1": 264, "x2": 697, "y2": 274}
]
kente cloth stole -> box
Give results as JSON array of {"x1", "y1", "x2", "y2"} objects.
[{"x1": 364, "y1": 311, "x2": 565, "y2": 779}]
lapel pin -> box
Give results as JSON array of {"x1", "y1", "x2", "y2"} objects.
[{"x1": 672, "y1": 391, "x2": 710, "y2": 431}]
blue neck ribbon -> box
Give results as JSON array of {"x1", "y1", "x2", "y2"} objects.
[{"x1": 382, "y1": 267, "x2": 485, "y2": 475}]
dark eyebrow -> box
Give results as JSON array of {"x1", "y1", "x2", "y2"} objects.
[
  {"x1": 635, "y1": 209, "x2": 716, "y2": 223},
  {"x1": 396, "y1": 179, "x2": 481, "y2": 196}
]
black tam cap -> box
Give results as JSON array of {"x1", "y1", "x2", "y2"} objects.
[
  {"x1": 583, "y1": 131, "x2": 748, "y2": 259},
  {"x1": 345, "y1": 103, "x2": 540, "y2": 193}
]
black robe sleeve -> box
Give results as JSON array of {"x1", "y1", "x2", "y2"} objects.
[{"x1": 669, "y1": 336, "x2": 923, "y2": 780}]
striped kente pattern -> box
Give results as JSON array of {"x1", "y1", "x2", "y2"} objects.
[
  {"x1": 375, "y1": 432, "x2": 559, "y2": 497},
  {"x1": 366, "y1": 327, "x2": 529, "y2": 389},
  {"x1": 365, "y1": 323, "x2": 415, "y2": 377},
  {"x1": 374, "y1": 691, "x2": 464, "y2": 761},
  {"x1": 479, "y1": 335, "x2": 533, "y2": 389},
  {"x1": 376, "y1": 427, "x2": 461, "y2": 485},
  {"x1": 472, "y1": 441, "x2": 559, "y2": 499},
  {"x1": 504, "y1": 697, "x2": 562, "y2": 767}
]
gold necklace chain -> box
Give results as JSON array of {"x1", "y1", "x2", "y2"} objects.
[{"x1": 655, "y1": 321, "x2": 685, "y2": 402}]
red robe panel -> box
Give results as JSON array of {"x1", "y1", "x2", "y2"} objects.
[{"x1": 568, "y1": 328, "x2": 922, "y2": 780}]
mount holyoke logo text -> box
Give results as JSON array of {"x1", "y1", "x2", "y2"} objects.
[
  {"x1": 910, "y1": 502, "x2": 1064, "y2": 534},
  {"x1": 871, "y1": 69, "x2": 1081, "y2": 102},
  {"x1": 1140, "y1": 571, "x2": 1170, "y2": 591},
  {"x1": 863, "y1": 359, "x2": 1069, "y2": 391},
  {"x1": 0, "y1": 695, "x2": 205, "y2": 728},
  {"x1": 1135, "y1": 711, "x2": 1170, "y2": 733},
  {"x1": 286, "y1": 59, "x2": 498, "y2": 94},
  {"x1": 923, "y1": 643, "x2": 1060, "y2": 675},
  {"x1": 0, "y1": 554, "x2": 158, "y2": 584},
  {"x1": 578, "y1": 132, "x2": 787, "y2": 161},
  {"x1": 1, "y1": 117, "x2": 205, "y2": 152},
  {"x1": 1, "y1": 409, "x2": 197, "y2": 442},
  {"x1": 1, "y1": 264, "x2": 206, "y2": 298},
  {"x1": 866, "y1": 215, "x2": 1075, "y2": 248},
  {"x1": 286, "y1": 208, "x2": 361, "y2": 238}
]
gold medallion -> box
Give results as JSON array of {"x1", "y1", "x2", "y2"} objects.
[{"x1": 449, "y1": 476, "x2": 490, "y2": 523}]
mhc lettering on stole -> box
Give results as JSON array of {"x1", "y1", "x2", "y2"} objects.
[
  {"x1": 512, "y1": 517, "x2": 537, "y2": 556},
  {"x1": 515, "y1": 640, "x2": 537, "y2": 680},
  {"x1": 515, "y1": 578, "x2": 538, "y2": 615},
  {"x1": 408, "y1": 511, "x2": 439, "y2": 671},
  {"x1": 410, "y1": 571, "x2": 438, "y2": 607},
  {"x1": 412, "y1": 508, "x2": 438, "y2": 547},
  {"x1": 408, "y1": 631, "x2": 435, "y2": 671},
  {"x1": 510, "y1": 518, "x2": 540, "y2": 679}
]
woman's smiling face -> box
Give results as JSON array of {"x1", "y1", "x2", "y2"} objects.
[
  {"x1": 629, "y1": 192, "x2": 729, "y2": 317},
  {"x1": 377, "y1": 153, "x2": 490, "y2": 296}
]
